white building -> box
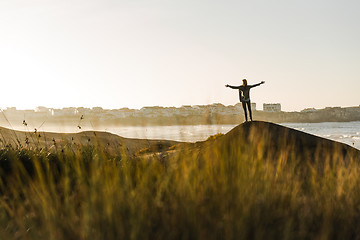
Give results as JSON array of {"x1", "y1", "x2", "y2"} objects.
[
  {"x1": 119, "y1": 108, "x2": 137, "y2": 117},
  {"x1": 301, "y1": 108, "x2": 317, "y2": 113},
  {"x1": 35, "y1": 106, "x2": 50, "y2": 113},
  {"x1": 234, "y1": 103, "x2": 257, "y2": 111},
  {"x1": 263, "y1": 103, "x2": 281, "y2": 112},
  {"x1": 92, "y1": 107, "x2": 104, "y2": 113},
  {"x1": 140, "y1": 107, "x2": 158, "y2": 117},
  {"x1": 5, "y1": 107, "x2": 17, "y2": 111},
  {"x1": 251, "y1": 103, "x2": 256, "y2": 110}
]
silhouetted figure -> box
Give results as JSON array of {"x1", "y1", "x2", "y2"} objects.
[{"x1": 226, "y1": 79, "x2": 265, "y2": 122}]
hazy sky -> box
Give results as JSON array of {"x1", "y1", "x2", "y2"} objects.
[{"x1": 0, "y1": 0, "x2": 359, "y2": 111}]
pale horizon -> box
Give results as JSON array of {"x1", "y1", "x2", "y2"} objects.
[
  {"x1": 1, "y1": 102, "x2": 359, "y2": 112},
  {"x1": 1, "y1": 0, "x2": 359, "y2": 112}
]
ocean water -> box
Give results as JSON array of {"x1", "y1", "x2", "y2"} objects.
[
  {"x1": 282, "y1": 121, "x2": 360, "y2": 150},
  {"x1": 105, "y1": 122, "x2": 360, "y2": 150},
  {"x1": 106, "y1": 122, "x2": 360, "y2": 150},
  {"x1": 8, "y1": 121, "x2": 360, "y2": 150}
]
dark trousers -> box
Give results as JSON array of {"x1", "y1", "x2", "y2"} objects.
[{"x1": 242, "y1": 101, "x2": 252, "y2": 121}]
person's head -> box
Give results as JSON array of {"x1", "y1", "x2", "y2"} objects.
[{"x1": 242, "y1": 79, "x2": 247, "y2": 86}]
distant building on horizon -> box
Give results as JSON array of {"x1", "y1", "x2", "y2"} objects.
[
  {"x1": 5, "y1": 107, "x2": 17, "y2": 111},
  {"x1": 301, "y1": 108, "x2": 317, "y2": 113},
  {"x1": 35, "y1": 106, "x2": 49, "y2": 112},
  {"x1": 251, "y1": 103, "x2": 256, "y2": 111},
  {"x1": 234, "y1": 102, "x2": 256, "y2": 111},
  {"x1": 263, "y1": 103, "x2": 281, "y2": 112}
]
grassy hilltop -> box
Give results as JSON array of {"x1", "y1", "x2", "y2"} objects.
[{"x1": 0, "y1": 121, "x2": 359, "y2": 239}]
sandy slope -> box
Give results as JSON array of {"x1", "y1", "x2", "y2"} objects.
[
  {"x1": 218, "y1": 121, "x2": 359, "y2": 158},
  {"x1": 0, "y1": 121, "x2": 358, "y2": 162},
  {"x1": 164, "y1": 121, "x2": 360, "y2": 166},
  {"x1": 0, "y1": 126, "x2": 179, "y2": 156}
]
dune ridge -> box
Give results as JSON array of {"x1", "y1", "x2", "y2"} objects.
[
  {"x1": 216, "y1": 121, "x2": 359, "y2": 158},
  {"x1": 0, "y1": 121, "x2": 358, "y2": 161},
  {"x1": 0, "y1": 126, "x2": 179, "y2": 156}
]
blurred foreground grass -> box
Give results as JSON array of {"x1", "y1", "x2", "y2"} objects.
[{"x1": 0, "y1": 131, "x2": 359, "y2": 240}]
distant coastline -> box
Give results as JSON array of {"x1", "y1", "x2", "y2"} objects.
[{"x1": 1, "y1": 104, "x2": 359, "y2": 127}]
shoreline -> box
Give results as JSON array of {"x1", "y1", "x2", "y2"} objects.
[{"x1": 2, "y1": 121, "x2": 359, "y2": 150}]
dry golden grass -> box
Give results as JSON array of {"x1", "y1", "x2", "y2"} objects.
[{"x1": 0, "y1": 121, "x2": 359, "y2": 240}]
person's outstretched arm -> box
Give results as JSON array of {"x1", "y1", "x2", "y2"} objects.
[
  {"x1": 225, "y1": 84, "x2": 241, "y2": 89},
  {"x1": 249, "y1": 81, "x2": 265, "y2": 88}
]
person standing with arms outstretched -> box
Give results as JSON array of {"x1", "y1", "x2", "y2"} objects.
[{"x1": 225, "y1": 79, "x2": 265, "y2": 122}]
